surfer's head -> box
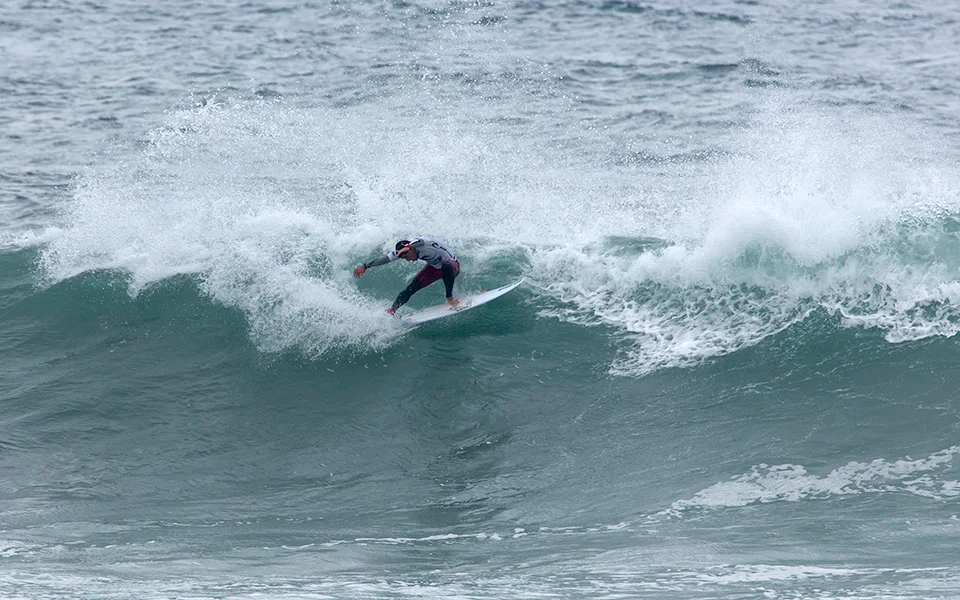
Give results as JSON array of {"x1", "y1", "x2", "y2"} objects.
[{"x1": 396, "y1": 240, "x2": 417, "y2": 261}]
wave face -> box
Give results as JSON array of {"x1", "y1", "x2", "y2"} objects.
[{"x1": 3, "y1": 1, "x2": 960, "y2": 599}]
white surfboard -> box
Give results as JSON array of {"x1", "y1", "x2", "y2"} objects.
[{"x1": 400, "y1": 278, "x2": 525, "y2": 325}]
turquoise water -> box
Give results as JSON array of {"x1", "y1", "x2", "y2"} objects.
[{"x1": 2, "y1": 1, "x2": 960, "y2": 598}]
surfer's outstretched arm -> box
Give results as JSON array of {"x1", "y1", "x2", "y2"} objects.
[{"x1": 353, "y1": 251, "x2": 399, "y2": 278}]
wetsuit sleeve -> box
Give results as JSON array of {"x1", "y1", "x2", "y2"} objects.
[
  {"x1": 441, "y1": 261, "x2": 456, "y2": 298},
  {"x1": 364, "y1": 251, "x2": 398, "y2": 269}
]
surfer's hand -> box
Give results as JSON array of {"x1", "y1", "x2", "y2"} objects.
[
  {"x1": 353, "y1": 264, "x2": 366, "y2": 278},
  {"x1": 386, "y1": 307, "x2": 396, "y2": 315},
  {"x1": 447, "y1": 297, "x2": 460, "y2": 307}
]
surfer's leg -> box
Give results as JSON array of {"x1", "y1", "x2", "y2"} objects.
[
  {"x1": 391, "y1": 280, "x2": 421, "y2": 311},
  {"x1": 391, "y1": 266, "x2": 441, "y2": 310},
  {"x1": 441, "y1": 259, "x2": 460, "y2": 298}
]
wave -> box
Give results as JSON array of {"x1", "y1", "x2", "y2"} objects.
[{"x1": 21, "y1": 90, "x2": 960, "y2": 375}]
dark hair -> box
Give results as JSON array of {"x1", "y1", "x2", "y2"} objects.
[{"x1": 395, "y1": 240, "x2": 410, "y2": 251}]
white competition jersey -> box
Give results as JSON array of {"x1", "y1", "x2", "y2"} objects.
[{"x1": 372, "y1": 237, "x2": 456, "y2": 269}]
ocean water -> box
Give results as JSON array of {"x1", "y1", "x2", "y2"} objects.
[{"x1": 2, "y1": 0, "x2": 960, "y2": 598}]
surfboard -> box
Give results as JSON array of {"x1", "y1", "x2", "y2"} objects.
[{"x1": 400, "y1": 278, "x2": 525, "y2": 325}]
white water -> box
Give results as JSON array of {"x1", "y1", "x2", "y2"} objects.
[
  {"x1": 532, "y1": 103, "x2": 960, "y2": 374},
  {"x1": 665, "y1": 446, "x2": 960, "y2": 516}
]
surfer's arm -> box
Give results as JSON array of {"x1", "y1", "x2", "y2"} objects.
[
  {"x1": 353, "y1": 251, "x2": 398, "y2": 277},
  {"x1": 441, "y1": 261, "x2": 456, "y2": 298},
  {"x1": 365, "y1": 251, "x2": 398, "y2": 269}
]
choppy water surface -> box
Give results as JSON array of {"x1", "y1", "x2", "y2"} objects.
[{"x1": 2, "y1": 1, "x2": 959, "y2": 598}]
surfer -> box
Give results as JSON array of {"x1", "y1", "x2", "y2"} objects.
[{"x1": 353, "y1": 238, "x2": 461, "y2": 315}]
